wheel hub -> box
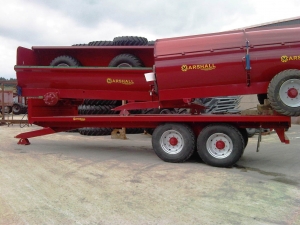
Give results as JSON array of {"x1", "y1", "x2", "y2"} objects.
[
  {"x1": 169, "y1": 137, "x2": 178, "y2": 146},
  {"x1": 160, "y1": 130, "x2": 184, "y2": 154},
  {"x1": 215, "y1": 140, "x2": 225, "y2": 150},
  {"x1": 279, "y1": 79, "x2": 300, "y2": 107},
  {"x1": 287, "y1": 88, "x2": 298, "y2": 98},
  {"x1": 206, "y1": 133, "x2": 233, "y2": 159}
]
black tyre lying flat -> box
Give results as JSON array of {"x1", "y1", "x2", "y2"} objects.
[
  {"x1": 72, "y1": 43, "x2": 88, "y2": 46},
  {"x1": 79, "y1": 127, "x2": 113, "y2": 136},
  {"x1": 50, "y1": 55, "x2": 81, "y2": 67},
  {"x1": 152, "y1": 123, "x2": 195, "y2": 163},
  {"x1": 197, "y1": 124, "x2": 244, "y2": 167},
  {"x1": 268, "y1": 69, "x2": 300, "y2": 116},
  {"x1": 78, "y1": 127, "x2": 144, "y2": 136},
  {"x1": 108, "y1": 54, "x2": 143, "y2": 67},
  {"x1": 113, "y1": 36, "x2": 148, "y2": 46},
  {"x1": 83, "y1": 99, "x2": 120, "y2": 106},
  {"x1": 78, "y1": 105, "x2": 117, "y2": 115},
  {"x1": 88, "y1": 41, "x2": 113, "y2": 46}
]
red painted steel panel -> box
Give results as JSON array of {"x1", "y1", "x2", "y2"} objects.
[
  {"x1": 17, "y1": 47, "x2": 37, "y2": 66},
  {"x1": 154, "y1": 26, "x2": 300, "y2": 101},
  {"x1": 16, "y1": 66, "x2": 154, "y2": 101}
]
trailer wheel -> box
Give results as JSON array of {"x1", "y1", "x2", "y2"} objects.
[
  {"x1": 50, "y1": 55, "x2": 81, "y2": 67},
  {"x1": 268, "y1": 69, "x2": 300, "y2": 116},
  {"x1": 108, "y1": 54, "x2": 143, "y2": 67},
  {"x1": 197, "y1": 124, "x2": 244, "y2": 167},
  {"x1": 12, "y1": 103, "x2": 23, "y2": 115},
  {"x1": 152, "y1": 123, "x2": 195, "y2": 163},
  {"x1": 113, "y1": 36, "x2": 148, "y2": 46}
]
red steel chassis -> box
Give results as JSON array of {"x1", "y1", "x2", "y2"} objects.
[{"x1": 15, "y1": 99, "x2": 290, "y2": 146}]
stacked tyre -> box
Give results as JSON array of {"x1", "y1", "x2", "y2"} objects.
[
  {"x1": 78, "y1": 100, "x2": 120, "y2": 136},
  {"x1": 52, "y1": 36, "x2": 153, "y2": 136},
  {"x1": 78, "y1": 99, "x2": 144, "y2": 136},
  {"x1": 72, "y1": 36, "x2": 151, "y2": 47}
]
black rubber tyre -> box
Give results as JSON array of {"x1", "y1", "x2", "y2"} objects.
[
  {"x1": 108, "y1": 54, "x2": 143, "y2": 67},
  {"x1": 113, "y1": 36, "x2": 148, "y2": 46},
  {"x1": 79, "y1": 127, "x2": 113, "y2": 136},
  {"x1": 257, "y1": 93, "x2": 268, "y2": 105},
  {"x1": 88, "y1": 41, "x2": 113, "y2": 46},
  {"x1": 83, "y1": 99, "x2": 119, "y2": 106},
  {"x1": 267, "y1": 69, "x2": 300, "y2": 116},
  {"x1": 239, "y1": 128, "x2": 249, "y2": 149},
  {"x1": 152, "y1": 123, "x2": 195, "y2": 163},
  {"x1": 197, "y1": 124, "x2": 244, "y2": 167},
  {"x1": 246, "y1": 128, "x2": 256, "y2": 138},
  {"x1": 78, "y1": 105, "x2": 117, "y2": 115},
  {"x1": 72, "y1": 43, "x2": 88, "y2": 46},
  {"x1": 12, "y1": 103, "x2": 23, "y2": 115},
  {"x1": 50, "y1": 55, "x2": 81, "y2": 67},
  {"x1": 0, "y1": 106, "x2": 12, "y2": 114}
]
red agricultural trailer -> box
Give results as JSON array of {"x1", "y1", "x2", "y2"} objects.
[{"x1": 14, "y1": 27, "x2": 298, "y2": 167}]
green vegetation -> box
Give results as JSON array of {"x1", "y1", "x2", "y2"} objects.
[{"x1": 0, "y1": 77, "x2": 17, "y2": 88}]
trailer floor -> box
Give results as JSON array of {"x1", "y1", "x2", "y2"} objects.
[{"x1": 0, "y1": 121, "x2": 300, "y2": 225}]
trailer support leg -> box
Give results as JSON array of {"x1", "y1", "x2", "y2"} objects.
[
  {"x1": 18, "y1": 138, "x2": 30, "y2": 145},
  {"x1": 275, "y1": 128, "x2": 290, "y2": 144},
  {"x1": 15, "y1": 127, "x2": 73, "y2": 145}
]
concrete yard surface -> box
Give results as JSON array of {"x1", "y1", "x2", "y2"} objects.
[{"x1": 0, "y1": 123, "x2": 300, "y2": 225}]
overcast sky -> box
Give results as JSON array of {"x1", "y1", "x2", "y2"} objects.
[{"x1": 1, "y1": 0, "x2": 300, "y2": 79}]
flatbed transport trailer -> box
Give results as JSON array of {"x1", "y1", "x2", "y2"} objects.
[{"x1": 15, "y1": 97, "x2": 290, "y2": 168}]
